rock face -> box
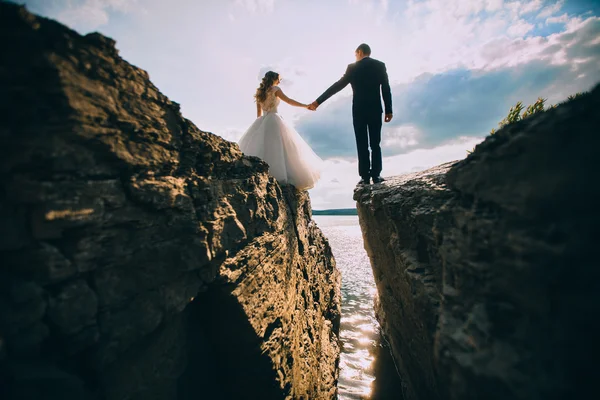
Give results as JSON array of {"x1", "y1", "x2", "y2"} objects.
[
  {"x1": 0, "y1": 4, "x2": 341, "y2": 400},
  {"x1": 354, "y1": 85, "x2": 600, "y2": 400}
]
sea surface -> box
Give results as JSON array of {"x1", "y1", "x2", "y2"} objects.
[{"x1": 313, "y1": 216, "x2": 404, "y2": 400}]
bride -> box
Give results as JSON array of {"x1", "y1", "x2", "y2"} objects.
[{"x1": 238, "y1": 71, "x2": 322, "y2": 190}]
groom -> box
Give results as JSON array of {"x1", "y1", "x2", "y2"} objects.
[{"x1": 308, "y1": 43, "x2": 392, "y2": 185}]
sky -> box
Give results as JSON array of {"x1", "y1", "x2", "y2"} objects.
[{"x1": 19, "y1": 0, "x2": 600, "y2": 209}]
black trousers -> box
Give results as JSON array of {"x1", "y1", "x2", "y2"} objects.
[{"x1": 352, "y1": 112, "x2": 382, "y2": 178}]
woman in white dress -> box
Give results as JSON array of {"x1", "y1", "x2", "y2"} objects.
[{"x1": 238, "y1": 71, "x2": 323, "y2": 190}]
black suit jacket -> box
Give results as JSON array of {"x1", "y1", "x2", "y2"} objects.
[{"x1": 316, "y1": 57, "x2": 392, "y2": 115}]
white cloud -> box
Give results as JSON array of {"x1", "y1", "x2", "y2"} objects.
[
  {"x1": 257, "y1": 61, "x2": 306, "y2": 87},
  {"x1": 394, "y1": 0, "x2": 551, "y2": 77},
  {"x1": 510, "y1": 0, "x2": 544, "y2": 16},
  {"x1": 546, "y1": 13, "x2": 569, "y2": 24},
  {"x1": 56, "y1": 0, "x2": 139, "y2": 30},
  {"x1": 233, "y1": 0, "x2": 276, "y2": 13},
  {"x1": 507, "y1": 19, "x2": 535, "y2": 37},
  {"x1": 380, "y1": 0, "x2": 389, "y2": 12},
  {"x1": 485, "y1": 0, "x2": 504, "y2": 12},
  {"x1": 383, "y1": 136, "x2": 483, "y2": 176},
  {"x1": 382, "y1": 125, "x2": 420, "y2": 150},
  {"x1": 589, "y1": 35, "x2": 600, "y2": 47},
  {"x1": 378, "y1": 0, "x2": 590, "y2": 81},
  {"x1": 537, "y1": 0, "x2": 564, "y2": 19},
  {"x1": 478, "y1": 16, "x2": 600, "y2": 70},
  {"x1": 308, "y1": 136, "x2": 484, "y2": 209}
]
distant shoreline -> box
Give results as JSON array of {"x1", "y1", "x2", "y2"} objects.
[{"x1": 313, "y1": 208, "x2": 358, "y2": 216}]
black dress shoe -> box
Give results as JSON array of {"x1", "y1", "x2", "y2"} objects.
[
  {"x1": 372, "y1": 176, "x2": 385, "y2": 183},
  {"x1": 358, "y1": 177, "x2": 370, "y2": 185}
]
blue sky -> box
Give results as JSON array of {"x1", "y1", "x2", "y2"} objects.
[{"x1": 19, "y1": 0, "x2": 600, "y2": 209}]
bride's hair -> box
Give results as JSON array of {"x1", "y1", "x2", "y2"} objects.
[{"x1": 255, "y1": 71, "x2": 279, "y2": 103}]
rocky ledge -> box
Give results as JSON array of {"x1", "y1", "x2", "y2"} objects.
[
  {"x1": 0, "y1": 4, "x2": 341, "y2": 400},
  {"x1": 355, "y1": 84, "x2": 600, "y2": 400}
]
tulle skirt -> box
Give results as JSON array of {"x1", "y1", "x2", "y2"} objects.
[{"x1": 238, "y1": 112, "x2": 322, "y2": 190}]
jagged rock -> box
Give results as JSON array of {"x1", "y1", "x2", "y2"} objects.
[
  {"x1": 47, "y1": 280, "x2": 99, "y2": 336},
  {"x1": 355, "y1": 85, "x2": 600, "y2": 400},
  {"x1": 0, "y1": 3, "x2": 341, "y2": 399},
  {"x1": 354, "y1": 163, "x2": 453, "y2": 400},
  {"x1": 1, "y1": 361, "x2": 93, "y2": 400}
]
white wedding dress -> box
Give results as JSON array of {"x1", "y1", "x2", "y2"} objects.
[{"x1": 238, "y1": 86, "x2": 322, "y2": 190}]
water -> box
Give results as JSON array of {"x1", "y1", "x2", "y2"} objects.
[{"x1": 313, "y1": 216, "x2": 404, "y2": 400}]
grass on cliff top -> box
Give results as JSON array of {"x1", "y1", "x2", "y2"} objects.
[{"x1": 467, "y1": 92, "x2": 586, "y2": 154}]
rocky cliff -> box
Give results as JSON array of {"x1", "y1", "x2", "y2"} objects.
[
  {"x1": 0, "y1": 4, "x2": 341, "y2": 399},
  {"x1": 355, "y1": 85, "x2": 600, "y2": 400}
]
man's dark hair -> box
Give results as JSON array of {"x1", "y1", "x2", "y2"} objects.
[{"x1": 356, "y1": 43, "x2": 371, "y2": 55}]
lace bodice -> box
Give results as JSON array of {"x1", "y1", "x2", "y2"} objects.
[{"x1": 260, "y1": 86, "x2": 281, "y2": 113}]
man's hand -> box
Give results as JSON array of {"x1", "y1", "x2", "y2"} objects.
[
  {"x1": 307, "y1": 101, "x2": 319, "y2": 111},
  {"x1": 384, "y1": 113, "x2": 393, "y2": 123}
]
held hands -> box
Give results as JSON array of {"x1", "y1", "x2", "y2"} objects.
[
  {"x1": 305, "y1": 102, "x2": 390, "y2": 118},
  {"x1": 307, "y1": 101, "x2": 319, "y2": 111}
]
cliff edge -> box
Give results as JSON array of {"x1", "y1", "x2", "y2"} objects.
[
  {"x1": 355, "y1": 84, "x2": 600, "y2": 399},
  {"x1": 0, "y1": 4, "x2": 341, "y2": 399}
]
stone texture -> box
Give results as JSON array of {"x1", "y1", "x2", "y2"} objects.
[
  {"x1": 0, "y1": 4, "x2": 341, "y2": 399},
  {"x1": 354, "y1": 85, "x2": 600, "y2": 400},
  {"x1": 354, "y1": 163, "x2": 453, "y2": 400}
]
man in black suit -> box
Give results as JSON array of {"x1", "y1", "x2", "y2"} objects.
[{"x1": 309, "y1": 43, "x2": 392, "y2": 185}]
